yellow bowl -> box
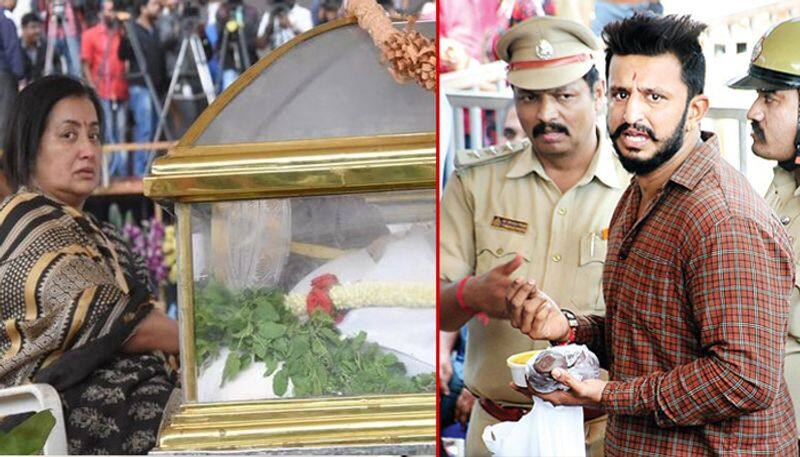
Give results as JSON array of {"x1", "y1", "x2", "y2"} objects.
[{"x1": 506, "y1": 350, "x2": 542, "y2": 387}]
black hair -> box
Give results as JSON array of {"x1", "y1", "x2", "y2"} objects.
[
  {"x1": 3, "y1": 75, "x2": 104, "y2": 191},
  {"x1": 583, "y1": 65, "x2": 599, "y2": 90},
  {"x1": 133, "y1": 0, "x2": 149, "y2": 16},
  {"x1": 320, "y1": 0, "x2": 342, "y2": 10},
  {"x1": 21, "y1": 12, "x2": 41, "y2": 27},
  {"x1": 602, "y1": 13, "x2": 707, "y2": 99}
]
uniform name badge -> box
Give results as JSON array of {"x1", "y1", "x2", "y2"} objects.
[{"x1": 491, "y1": 216, "x2": 528, "y2": 234}]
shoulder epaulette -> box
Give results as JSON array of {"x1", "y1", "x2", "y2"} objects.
[{"x1": 454, "y1": 139, "x2": 529, "y2": 173}]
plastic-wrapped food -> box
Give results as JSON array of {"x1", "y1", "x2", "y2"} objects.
[{"x1": 524, "y1": 344, "x2": 600, "y2": 394}]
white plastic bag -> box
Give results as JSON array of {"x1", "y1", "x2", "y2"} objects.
[{"x1": 482, "y1": 396, "x2": 585, "y2": 457}]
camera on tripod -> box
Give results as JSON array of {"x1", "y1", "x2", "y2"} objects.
[{"x1": 52, "y1": 0, "x2": 67, "y2": 18}]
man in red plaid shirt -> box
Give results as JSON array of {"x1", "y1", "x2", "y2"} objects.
[{"x1": 506, "y1": 14, "x2": 798, "y2": 455}]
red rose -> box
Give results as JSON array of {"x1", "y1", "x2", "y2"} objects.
[
  {"x1": 311, "y1": 273, "x2": 339, "y2": 290},
  {"x1": 307, "y1": 289, "x2": 334, "y2": 316}
]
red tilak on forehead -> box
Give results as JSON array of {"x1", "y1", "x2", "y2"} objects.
[{"x1": 632, "y1": 72, "x2": 637, "y2": 82}]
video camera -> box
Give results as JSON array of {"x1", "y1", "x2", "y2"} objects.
[{"x1": 52, "y1": 0, "x2": 67, "y2": 18}]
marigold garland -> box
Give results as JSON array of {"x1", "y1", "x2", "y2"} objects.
[{"x1": 346, "y1": 0, "x2": 436, "y2": 91}]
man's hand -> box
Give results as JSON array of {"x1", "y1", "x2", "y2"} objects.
[
  {"x1": 439, "y1": 356, "x2": 453, "y2": 395},
  {"x1": 462, "y1": 254, "x2": 524, "y2": 318},
  {"x1": 441, "y1": 37, "x2": 475, "y2": 72},
  {"x1": 505, "y1": 279, "x2": 570, "y2": 341},
  {"x1": 455, "y1": 388, "x2": 476, "y2": 425},
  {"x1": 510, "y1": 368, "x2": 607, "y2": 408}
]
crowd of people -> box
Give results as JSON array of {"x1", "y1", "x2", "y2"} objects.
[{"x1": 0, "y1": 0, "x2": 416, "y2": 180}]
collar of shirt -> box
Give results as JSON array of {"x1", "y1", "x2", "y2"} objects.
[
  {"x1": 505, "y1": 126, "x2": 624, "y2": 189},
  {"x1": 653, "y1": 130, "x2": 719, "y2": 191},
  {"x1": 771, "y1": 165, "x2": 800, "y2": 198}
]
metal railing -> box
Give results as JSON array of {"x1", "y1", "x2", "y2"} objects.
[
  {"x1": 98, "y1": 141, "x2": 177, "y2": 189},
  {"x1": 444, "y1": 88, "x2": 751, "y2": 175}
]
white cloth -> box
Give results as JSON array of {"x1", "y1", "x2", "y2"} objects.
[
  {"x1": 291, "y1": 225, "x2": 436, "y2": 374},
  {"x1": 258, "y1": 4, "x2": 313, "y2": 48},
  {"x1": 197, "y1": 347, "x2": 294, "y2": 402}
]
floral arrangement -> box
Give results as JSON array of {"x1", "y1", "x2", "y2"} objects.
[
  {"x1": 110, "y1": 205, "x2": 177, "y2": 289},
  {"x1": 285, "y1": 273, "x2": 435, "y2": 318},
  {"x1": 346, "y1": 0, "x2": 436, "y2": 91}
]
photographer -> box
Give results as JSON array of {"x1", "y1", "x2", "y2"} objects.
[
  {"x1": 0, "y1": 0, "x2": 22, "y2": 143},
  {"x1": 257, "y1": 0, "x2": 312, "y2": 51},
  {"x1": 316, "y1": 0, "x2": 342, "y2": 25},
  {"x1": 214, "y1": 0, "x2": 259, "y2": 90},
  {"x1": 34, "y1": 0, "x2": 84, "y2": 77},
  {"x1": 21, "y1": 13, "x2": 47, "y2": 82},
  {"x1": 82, "y1": 0, "x2": 129, "y2": 177},
  {"x1": 118, "y1": 0, "x2": 167, "y2": 177}
]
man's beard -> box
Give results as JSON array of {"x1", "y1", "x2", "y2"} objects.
[{"x1": 608, "y1": 106, "x2": 688, "y2": 175}]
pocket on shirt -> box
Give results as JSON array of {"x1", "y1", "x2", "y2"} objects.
[
  {"x1": 474, "y1": 225, "x2": 532, "y2": 275},
  {"x1": 571, "y1": 232, "x2": 607, "y2": 312}
]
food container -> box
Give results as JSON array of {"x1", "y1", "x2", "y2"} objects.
[{"x1": 506, "y1": 350, "x2": 543, "y2": 387}]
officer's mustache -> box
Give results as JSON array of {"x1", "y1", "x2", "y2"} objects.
[
  {"x1": 610, "y1": 122, "x2": 659, "y2": 142},
  {"x1": 532, "y1": 122, "x2": 570, "y2": 137},
  {"x1": 751, "y1": 121, "x2": 766, "y2": 143}
]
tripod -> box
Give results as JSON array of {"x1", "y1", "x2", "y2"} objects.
[
  {"x1": 121, "y1": 18, "x2": 174, "y2": 139},
  {"x1": 215, "y1": 7, "x2": 251, "y2": 93},
  {"x1": 148, "y1": 20, "x2": 216, "y2": 172},
  {"x1": 43, "y1": 0, "x2": 79, "y2": 76}
]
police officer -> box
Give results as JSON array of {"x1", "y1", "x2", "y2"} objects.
[
  {"x1": 728, "y1": 17, "x2": 800, "y2": 441},
  {"x1": 439, "y1": 16, "x2": 629, "y2": 456}
]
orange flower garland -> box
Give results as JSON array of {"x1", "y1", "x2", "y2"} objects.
[{"x1": 346, "y1": 0, "x2": 436, "y2": 91}]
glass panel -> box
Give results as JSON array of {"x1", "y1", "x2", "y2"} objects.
[
  {"x1": 190, "y1": 190, "x2": 435, "y2": 402},
  {"x1": 194, "y1": 21, "x2": 435, "y2": 145}
]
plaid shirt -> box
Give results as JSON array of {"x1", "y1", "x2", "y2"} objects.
[{"x1": 575, "y1": 133, "x2": 798, "y2": 455}]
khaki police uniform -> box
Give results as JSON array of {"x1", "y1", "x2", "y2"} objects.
[
  {"x1": 440, "y1": 15, "x2": 632, "y2": 456},
  {"x1": 440, "y1": 130, "x2": 628, "y2": 456},
  {"x1": 729, "y1": 17, "x2": 800, "y2": 439},
  {"x1": 764, "y1": 167, "x2": 800, "y2": 437},
  {"x1": 442, "y1": 15, "x2": 630, "y2": 456}
]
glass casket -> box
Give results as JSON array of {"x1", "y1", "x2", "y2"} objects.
[{"x1": 143, "y1": 17, "x2": 436, "y2": 454}]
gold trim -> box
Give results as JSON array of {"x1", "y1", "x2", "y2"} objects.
[
  {"x1": 169, "y1": 133, "x2": 434, "y2": 158},
  {"x1": 157, "y1": 393, "x2": 435, "y2": 451},
  {"x1": 144, "y1": 134, "x2": 435, "y2": 202},
  {"x1": 176, "y1": 203, "x2": 198, "y2": 402},
  {"x1": 41, "y1": 285, "x2": 97, "y2": 369},
  {"x1": 290, "y1": 242, "x2": 350, "y2": 260},
  {"x1": 179, "y1": 17, "x2": 358, "y2": 148},
  {"x1": 3, "y1": 319, "x2": 21, "y2": 360}
]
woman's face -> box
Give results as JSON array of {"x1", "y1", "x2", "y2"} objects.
[{"x1": 32, "y1": 96, "x2": 102, "y2": 209}]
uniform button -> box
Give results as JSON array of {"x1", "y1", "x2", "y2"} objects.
[
  {"x1": 780, "y1": 215, "x2": 791, "y2": 225},
  {"x1": 557, "y1": 208, "x2": 566, "y2": 216},
  {"x1": 552, "y1": 254, "x2": 562, "y2": 262},
  {"x1": 619, "y1": 251, "x2": 628, "y2": 260},
  {"x1": 497, "y1": 247, "x2": 504, "y2": 255}
]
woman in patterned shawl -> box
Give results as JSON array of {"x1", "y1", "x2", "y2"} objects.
[{"x1": 0, "y1": 75, "x2": 179, "y2": 454}]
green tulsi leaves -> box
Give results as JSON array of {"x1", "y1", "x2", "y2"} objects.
[{"x1": 195, "y1": 281, "x2": 434, "y2": 397}]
